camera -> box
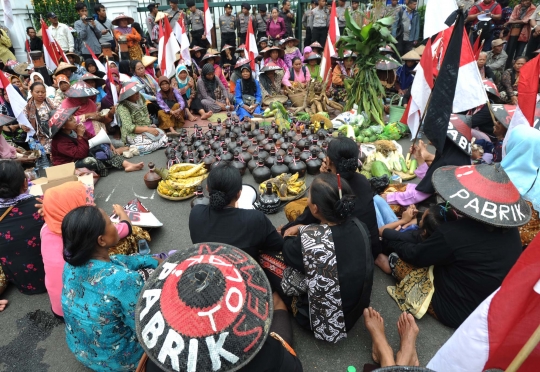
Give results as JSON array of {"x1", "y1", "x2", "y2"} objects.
[{"x1": 85, "y1": 17, "x2": 94, "y2": 21}]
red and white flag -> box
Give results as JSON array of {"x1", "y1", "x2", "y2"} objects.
[
  {"x1": 427, "y1": 233, "x2": 540, "y2": 372},
  {"x1": 502, "y1": 54, "x2": 540, "y2": 156},
  {"x1": 106, "y1": 59, "x2": 118, "y2": 126},
  {"x1": 320, "y1": 0, "x2": 340, "y2": 83},
  {"x1": 423, "y1": 0, "x2": 456, "y2": 40},
  {"x1": 404, "y1": 37, "x2": 434, "y2": 138},
  {"x1": 245, "y1": 17, "x2": 258, "y2": 71},
  {"x1": 84, "y1": 42, "x2": 107, "y2": 73},
  {"x1": 173, "y1": 15, "x2": 192, "y2": 65},
  {"x1": 1, "y1": 0, "x2": 14, "y2": 29},
  {"x1": 204, "y1": 0, "x2": 213, "y2": 46},
  {"x1": 40, "y1": 18, "x2": 63, "y2": 70},
  {"x1": 0, "y1": 72, "x2": 34, "y2": 139},
  {"x1": 158, "y1": 17, "x2": 181, "y2": 78}
]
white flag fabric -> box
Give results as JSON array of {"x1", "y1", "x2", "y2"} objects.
[
  {"x1": 204, "y1": 0, "x2": 213, "y2": 46},
  {"x1": 173, "y1": 16, "x2": 191, "y2": 65},
  {"x1": 1, "y1": 0, "x2": 14, "y2": 28},
  {"x1": 0, "y1": 72, "x2": 35, "y2": 139},
  {"x1": 158, "y1": 17, "x2": 181, "y2": 78},
  {"x1": 423, "y1": 0, "x2": 457, "y2": 40}
]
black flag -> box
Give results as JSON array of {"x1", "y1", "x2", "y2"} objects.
[{"x1": 422, "y1": 9, "x2": 465, "y2": 154}]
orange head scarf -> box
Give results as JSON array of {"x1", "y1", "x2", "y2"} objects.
[{"x1": 43, "y1": 181, "x2": 95, "y2": 234}]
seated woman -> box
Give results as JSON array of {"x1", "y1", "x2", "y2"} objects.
[
  {"x1": 50, "y1": 106, "x2": 144, "y2": 175},
  {"x1": 196, "y1": 63, "x2": 234, "y2": 115},
  {"x1": 60, "y1": 81, "x2": 115, "y2": 137},
  {"x1": 303, "y1": 46, "x2": 312, "y2": 60},
  {"x1": 235, "y1": 65, "x2": 263, "y2": 121},
  {"x1": 23, "y1": 82, "x2": 59, "y2": 153},
  {"x1": 66, "y1": 53, "x2": 86, "y2": 76},
  {"x1": 100, "y1": 71, "x2": 121, "y2": 110},
  {"x1": 189, "y1": 164, "x2": 283, "y2": 259},
  {"x1": 259, "y1": 62, "x2": 288, "y2": 106},
  {"x1": 282, "y1": 137, "x2": 382, "y2": 264},
  {"x1": 41, "y1": 181, "x2": 144, "y2": 319},
  {"x1": 27, "y1": 72, "x2": 56, "y2": 100},
  {"x1": 54, "y1": 61, "x2": 81, "y2": 85},
  {"x1": 156, "y1": 76, "x2": 185, "y2": 134},
  {"x1": 501, "y1": 125, "x2": 540, "y2": 248},
  {"x1": 500, "y1": 56, "x2": 526, "y2": 104},
  {"x1": 283, "y1": 37, "x2": 303, "y2": 68},
  {"x1": 379, "y1": 164, "x2": 525, "y2": 328},
  {"x1": 228, "y1": 57, "x2": 250, "y2": 93},
  {"x1": 130, "y1": 59, "x2": 161, "y2": 116},
  {"x1": 282, "y1": 173, "x2": 373, "y2": 339},
  {"x1": 84, "y1": 58, "x2": 105, "y2": 78},
  {"x1": 189, "y1": 45, "x2": 205, "y2": 76},
  {"x1": 395, "y1": 50, "x2": 419, "y2": 97},
  {"x1": 10, "y1": 75, "x2": 28, "y2": 98},
  {"x1": 116, "y1": 82, "x2": 168, "y2": 154},
  {"x1": 264, "y1": 46, "x2": 288, "y2": 80},
  {"x1": 310, "y1": 41, "x2": 323, "y2": 55},
  {"x1": 305, "y1": 52, "x2": 322, "y2": 82},
  {"x1": 0, "y1": 160, "x2": 46, "y2": 302},
  {"x1": 220, "y1": 44, "x2": 237, "y2": 80},
  {"x1": 142, "y1": 55, "x2": 158, "y2": 79},
  {"x1": 112, "y1": 14, "x2": 143, "y2": 61},
  {"x1": 61, "y1": 205, "x2": 160, "y2": 371},
  {"x1": 283, "y1": 57, "x2": 311, "y2": 89},
  {"x1": 81, "y1": 73, "x2": 107, "y2": 105},
  {"x1": 53, "y1": 74, "x2": 71, "y2": 106},
  {"x1": 200, "y1": 53, "x2": 229, "y2": 89},
  {"x1": 235, "y1": 44, "x2": 247, "y2": 59},
  {"x1": 174, "y1": 65, "x2": 201, "y2": 120},
  {"x1": 331, "y1": 51, "x2": 357, "y2": 104}
]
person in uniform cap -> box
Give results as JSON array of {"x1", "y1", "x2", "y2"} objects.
[
  {"x1": 256, "y1": 5, "x2": 270, "y2": 41},
  {"x1": 236, "y1": 3, "x2": 256, "y2": 46},
  {"x1": 310, "y1": 0, "x2": 330, "y2": 48},
  {"x1": 219, "y1": 3, "x2": 237, "y2": 49},
  {"x1": 166, "y1": 0, "x2": 184, "y2": 27},
  {"x1": 279, "y1": 0, "x2": 296, "y2": 38},
  {"x1": 336, "y1": 0, "x2": 347, "y2": 36},
  {"x1": 187, "y1": 0, "x2": 209, "y2": 48},
  {"x1": 146, "y1": 3, "x2": 160, "y2": 46},
  {"x1": 302, "y1": 0, "x2": 318, "y2": 47},
  {"x1": 349, "y1": 0, "x2": 362, "y2": 27}
]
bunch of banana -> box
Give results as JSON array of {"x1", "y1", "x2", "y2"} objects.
[
  {"x1": 157, "y1": 162, "x2": 208, "y2": 199},
  {"x1": 259, "y1": 173, "x2": 306, "y2": 199}
]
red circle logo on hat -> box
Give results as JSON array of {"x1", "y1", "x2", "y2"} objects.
[{"x1": 454, "y1": 166, "x2": 520, "y2": 204}]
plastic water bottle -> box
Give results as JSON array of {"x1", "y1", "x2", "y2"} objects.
[
  {"x1": 29, "y1": 138, "x2": 50, "y2": 178},
  {"x1": 138, "y1": 239, "x2": 151, "y2": 255}
]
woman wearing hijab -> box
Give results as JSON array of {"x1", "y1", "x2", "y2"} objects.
[
  {"x1": 10, "y1": 75, "x2": 28, "y2": 99},
  {"x1": 52, "y1": 74, "x2": 72, "y2": 106},
  {"x1": 101, "y1": 69, "x2": 121, "y2": 110},
  {"x1": 189, "y1": 45, "x2": 205, "y2": 76},
  {"x1": 332, "y1": 51, "x2": 357, "y2": 104},
  {"x1": 84, "y1": 58, "x2": 106, "y2": 78},
  {"x1": 129, "y1": 59, "x2": 161, "y2": 116},
  {"x1": 23, "y1": 82, "x2": 59, "y2": 152},
  {"x1": 81, "y1": 73, "x2": 107, "y2": 105},
  {"x1": 27, "y1": 72, "x2": 56, "y2": 99},
  {"x1": 200, "y1": 53, "x2": 229, "y2": 89},
  {"x1": 220, "y1": 44, "x2": 237, "y2": 80},
  {"x1": 112, "y1": 14, "x2": 143, "y2": 61},
  {"x1": 235, "y1": 65, "x2": 263, "y2": 121},
  {"x1": 501, "y1": 125, "x2": 540, "y2": 247},
  {"x1": 196, "y1": 63, "x2": 233, "y2": 115},
  {"x1": 395, "y1": 50, "x2": 419, "y2": 96},
  {"x1": 175, "y1": 64, "x2": 200, "y2": 120},
  {"x1": 156, "y1": 76, "x2": 185, "y2": 134}
]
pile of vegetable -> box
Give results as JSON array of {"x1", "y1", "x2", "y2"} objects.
[
  {"x1": 360, "y1": 141, "x2": 418, "y2": 181},
  {"x1": 262, "y1": 102, "x2": 290, "y2": 131}
]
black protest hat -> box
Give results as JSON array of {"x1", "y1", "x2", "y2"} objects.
[
  {"x1": 135, "y1": 243, "x2": 273, "y2": 372},
  {"x1": 446, "y1": 113, "x2": 473, "y2": 156},
  {"x1": 0, "y1": 114, "x2": 17, "y2": 126},
  {"x1": 490, "y1": 104, "x2": 516, "y2": 128},
  {"x1": 49, "y1": 106, "x2": 80, "y2": 137},
  {"x1": 432, "y1": 164, "x2": 531, "y2": 227}
]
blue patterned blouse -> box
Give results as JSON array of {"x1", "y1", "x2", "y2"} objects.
[{"x1": 61, "y1": 255, "x2": 158, "y2": 371}]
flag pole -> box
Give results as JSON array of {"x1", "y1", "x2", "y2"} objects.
[{"x1": 506, "y1": 322, "x2": 540, "y2": 372}]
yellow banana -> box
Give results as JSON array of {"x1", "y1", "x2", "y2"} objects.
[
  {"x1": 170, "y1": 163, "x2": 206, "y2": 179},
  {"x1": 169, "y1": 163, "x2": 198, "y2": 174}
]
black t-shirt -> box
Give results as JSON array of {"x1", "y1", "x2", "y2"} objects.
[
  {"x1": 189, "y1": 205, "x2": 284, "y2": 259},
  {"x1": 282, "y1": 173, "x2": 381, "y2": 258},
  {"x1": 283, "y1": 219, "x2": 373, "y2": 331},
  {"x1": 145, "y1": 336, "x2": 303, "y2": 372},
  {"x1": 386, "y1": 218, "x2": 522, "y2": 328}
]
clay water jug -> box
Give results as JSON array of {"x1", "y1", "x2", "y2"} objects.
[
  {"x1": 232, "y1": 151, "x2": 247, "y2": 176},
  {"x1": 143, "y1": 162, "x2": 161, "y2": 189},
  {"x1": 252, "y1": 159, "x2": 271, "y2": 183},
  {"x1": 271, "y1": 156, "x2": 289, "y2": 177},
  {"x1": 248, "y1": 153, "x2": 260, "y2": 173},
  {"x1": 264, "y1": 147, "x2": 277, "y2": 168},
  {"x1": 288, "y1": 153, "x2": 307, "y2": 178},
  {"x1": 191, "y1": 186, "x2": 210, "y2": 208},
  {"x1": 306, "y1": 150, "x2": 322, "y2": 175}
]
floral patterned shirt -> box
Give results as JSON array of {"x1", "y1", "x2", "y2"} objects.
[{"x1": 61, "y1": 255, "x2": 158, "y2": 371}]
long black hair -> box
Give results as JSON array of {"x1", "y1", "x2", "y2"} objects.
[
  {"x1": 0, "y1": 160, "x2": 26, "y2": 199},
  {"x1": 326, "y1": 137, "x2": 359, "y2": 180},
  {"x1": 30, "y1": 81, "x2": 45, "y2": 93},
  {"x1": 419, "y1": 203, "x2": 459, "y2": 240},
  {"x1": 310, "y1": 173, "x2": 355, "y2": 224},
  {"x1": 62, "y1": 206, "x2": 107, "y2": 266},
  {"x1": 207, "y1": 164, "x2": 242, "y2": 210}
]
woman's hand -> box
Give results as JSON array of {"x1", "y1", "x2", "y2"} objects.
[
  {"x1": 511, "y1": 96, "x2": 518, "y2": 105},
  {"x1": 113, "y1": 204, "x2": 130, "y2": 221},
  {"x1": 35, "y1": 197, "x2": 44, "y2": 217},
  {"x1": 146, "y1": 127, "x2": 160, "y2": 136},
  {"x1": 284, "y1": 225, "x2": 303, "y2": 237},
  {"x1": 75, "y1": 124, "x2": 86, "y2": 137},
  {"x1": 401, "y1": 205, "x2": 418, "y2": 223},
  {"x1": 109, "y1": 105, "x2": 117, "y2": 115},
  {"x1": 20, "y1": 125, "x2": 32, "y2": 133}
]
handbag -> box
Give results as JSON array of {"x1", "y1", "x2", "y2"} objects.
[{"x1": 242, "y1": 94, "x2": 256, "y2": 106}]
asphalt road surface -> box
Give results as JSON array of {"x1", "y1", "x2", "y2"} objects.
[{"x1": 0, "y1": 138, "x2": 454, "y2": 372}]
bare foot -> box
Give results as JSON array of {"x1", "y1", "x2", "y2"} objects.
[
  {"x1": 187, "y1": 115, "x2": 197, "y2": 121},
  {"x1": 396, "y1": 312, "x2": 420, "y2": 366},
  {"x1": 375, "y1": 254, "x2": 392, "y2": 275},
  {"x1": 201, "y1": 111, "x2": 213, "y2": 120},
  {"x1": 114, "y1": 146, "x2": 129, "y2": 155},
  {"x1": 364, "y1": 307, "x2": 395, "y2": 367},
  {"x1": 0, "y1": 299, "x2": 8, "y2": 312},
  {"x1": 418, "y1": 140, "x2": 434, "y2": 162},
  {"x1": 124, "y1": 162, "x2": 144, "y2": 172}
]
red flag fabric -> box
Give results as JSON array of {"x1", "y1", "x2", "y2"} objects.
[
  {"x1": 158, "y1": 17, "x2": 181, "y2": 78},
  {"x1": 516, "y1": 54, "x2": 540, "y2": 126},
  {"x1": 472, "y1": 30, "x2": 483, "y2": 59},
  {"x1": 204, "y1": 0, "x2": 212, "y2": 45},
  {"x1": 320, "y1": 0, "x2": 339, "y2": 84},
  {"x1": 84, "y1": 42, "x2": 106, "y2": 73},
  {"x1": 40, "y1": 18, "x2": 62, "y2": 70},
  {"x1": 245, "y1": 17, "x2": 258, "y2": 71}
]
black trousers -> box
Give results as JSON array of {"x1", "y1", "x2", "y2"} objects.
[
  {"x1": 396, "y1": 35, "x2": 414, "y2": 57},
  {"x1": 526, "y1": 34, "x2": 540, "y2": 60},
  {"x1": 221, "y1": 31, "x2": 236, "y2": 48},
  {"x1": 257, "y1": 31, "x2": 267, "y2": 41},
  {"x1": 190, "y1": 29, "x2": 209, "y2": 48},
  {"x1": 339, "y1": 26, "x2": 345, "y2": 36},
  {"x1": 304, "y1": 27, "x2": 312, "y2": 48},
  {"x1": 311, "y1": 27, "x2": 328, "y2": 48},
  {"x1": 81, "y1": 54, "x2": 93, "y2": 62},
  {"x1": 238, "y1": 32, "x2": 246, "y2": 45}
]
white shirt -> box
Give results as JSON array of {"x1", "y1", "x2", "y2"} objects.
[{"x1": 49, "y1": 22, "x2": 74, "y2": 52}]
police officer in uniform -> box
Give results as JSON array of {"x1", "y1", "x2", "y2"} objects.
[
  {"x1": 256, "y1": 5, "x2": 270, "y2": 42},
  {"x1": 166, "y1": 0, "x2": 184, "y2": 27},
  {"x1": 336, "y1": 0, "x2": 347, "y2": 36},
  {"x1": 236, "y1": 3, "x2": 256, "y2": 46},
  {"x1": 303, "y1": 0, "x2": 318, "y2": 47},
  {"x1": 187, "y1": 0, "x2": 209, "y2": 48},
  {"x1": 310, "y1": 0, "x2": 330, "y2": 48},
  {"x1": 349, "y1": 0, "x2": 362, "y2": 27},
  {"x1": 219, "y1": 3, "x2": 237, "y2": 49}
]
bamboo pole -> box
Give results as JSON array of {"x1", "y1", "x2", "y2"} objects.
[{"x1": 506, "y1": 323, "x2": 540, "y2": 372}]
